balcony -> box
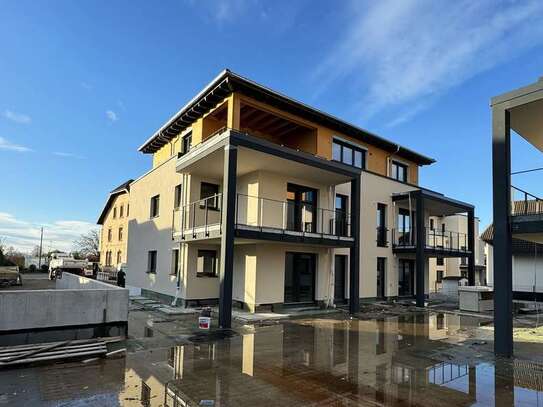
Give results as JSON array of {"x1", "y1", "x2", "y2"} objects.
[
  {"x1": 392, "y1": 227, "x2": 469, "y2": 255},
  {"x1": 172, "y1": 193, "x2": 354, "y2": 247},
  {"x1": 510, "y1": 186, "x2": 543, "y2": 241}
]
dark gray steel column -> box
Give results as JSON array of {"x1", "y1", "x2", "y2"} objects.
[
  {"x1": 492, "y1": 107, "x2": 513, "y2": 357},
  {"x1": 415, "y1": 194, "x2": 425, "y2": 307},
  {"x1": 349, "y1": 175, "x2": 361, "y2": 314},
  {"x1": 219, "y1": 145, "x2": 237, "y2": 329},
  {"x1": 467, "y1": 208, "x2": 476, "y2": 286}
]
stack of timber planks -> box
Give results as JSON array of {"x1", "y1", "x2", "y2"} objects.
[{"x1": 0, "y1": 339, "x2": 108, "y2": 367}]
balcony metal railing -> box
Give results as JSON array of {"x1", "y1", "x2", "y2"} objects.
[
  {"x1": 511, "y1": 186, "x2": 543, "y2": 216},
  {"x1": 172, "y1": 193, "x2": 223, "y2": 238},
  {"x1": 172, "y1": 193, "x2": 352, "y2": 239},
  {"x1": 392, "y1": 227, "x2": 468, "y2": 252},
  {"x1": 235, "y1": 194, "x2": 352, "y2": 238}
]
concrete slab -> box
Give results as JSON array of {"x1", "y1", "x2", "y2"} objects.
[
  {"x1": 156, "y1": 306, "x2": 198, "y2": 315},
  {"x1": 231, "y1": 307, "x2": 341, "y2": 323},
  {"x1": 133, "y1": 298, "x2": 159, "y2": 305}
]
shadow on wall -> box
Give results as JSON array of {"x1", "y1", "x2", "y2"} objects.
[{"x1": 126, "y1": 218, "x2": 180, "y2": 296}]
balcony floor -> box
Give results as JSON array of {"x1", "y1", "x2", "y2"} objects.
[
  {"x1": 173, "y1": 223, "x2": 355, "y2": 247},
  {"x1": 392, "y1": 245, "x2": 471, "y2": 257}
]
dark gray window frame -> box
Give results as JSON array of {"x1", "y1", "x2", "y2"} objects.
[
  {"x1": 147, "y1": 250, "x2": 157, "y2": 274},
  {"x1": 391, "y1": 160, "x2": 408, "y2": 182},
  {"x1": 332, "y1": 138, "x2": 366, "y2": 169},
  {"x1": 150, "y1": 195, "x2": 160, "y2": 218},
  {"x1": 197, "y1": 249, "x2": 218, "y2": 278}
]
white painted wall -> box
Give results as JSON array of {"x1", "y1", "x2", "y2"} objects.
[{"x1": 486, "y1": 243, "x2": 543, "y2": 293}]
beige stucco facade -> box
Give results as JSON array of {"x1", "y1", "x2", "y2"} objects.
[{"x1": 99, "y1": 192, "x2": 130, "y2": 269}]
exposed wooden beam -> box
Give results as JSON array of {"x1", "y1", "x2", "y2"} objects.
[
  {"x1": 275, "y1": 124, "x2": 300, "y2": 138},
  {"x1": 263, "y1": 119, "x2": 293, "y2": 134},
  {"x1": 239, "y1": 106, "x2": 262, "y2": 123},
  {"x1": 242, "y1": 111, "x2": 270, "y2": 129}
]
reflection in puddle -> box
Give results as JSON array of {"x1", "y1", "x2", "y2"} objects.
[{"x1": 1, "y1": 313, "x2": 542, "y2": 406}]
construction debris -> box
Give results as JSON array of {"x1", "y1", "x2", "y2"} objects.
[{"x1": 0, "y1": 339, "x2": 108, "y2": 368}]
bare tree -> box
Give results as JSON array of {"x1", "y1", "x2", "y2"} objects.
[
  {"x1": 31, "y1": 245, "x2": 41, "y2": 257},
  {"x1": 73, "y1": 229, "x2": 100, "y2": 261}
]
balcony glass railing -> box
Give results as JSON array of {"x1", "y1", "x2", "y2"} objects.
[
  {"x1": 391, "y1": 227, "x2": 468, "y2": 252},
  {"x1": 172, "y1": 193, "x2": 352, "y2": 239}
]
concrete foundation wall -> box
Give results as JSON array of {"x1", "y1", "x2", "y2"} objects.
[{"x1": 0, "y1": 273, "x2": 128, "y2": 332}]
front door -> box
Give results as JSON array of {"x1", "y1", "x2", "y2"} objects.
[
  {"x1": 334, "y1": 255, "x2": 347, "y2": 302},
  {"x1": 287, "y1": 183, "x2": 317, "y2": 233},
  {"x1": 285, "y1": 252, "x2": 316, "y2": 303},
  {"x1": 398, "y1": 259, "x2": 415, "y2": 296}
]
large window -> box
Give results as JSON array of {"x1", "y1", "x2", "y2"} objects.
[
  {"x1": 120, "y1": 205, "x2": 124, "y2": 218},
  {"x1": 118, "y1": 227, "x2": 123, "y2": 241},
  {"x1": 335, "y1": 194, "x2": 348, "y2": 236},
  {"x1": 116, "y1": 250, "x2": 122, "y2": 265},
  {"x1": 200, "y1": 182, "x2": 220, "y2": 210},
  {"x1": 107, "y1": 228, "x2": 112, "y2": 242},
  {"x1": 147, "y1": 251, "x2": 157, "y2": 274},
  {"x1": 197, "y1": 250, "x2": 218, "y2": 277},
  {"x1": 150, "y1": 195, "x2": 160, "y2": 218},
  {"x1": 436, "y1": 257, "x2": 444, "y2": 266},
  {"x1": 376, "y1": 203, "x2": 387, "y2": 247},
  {"x1": 332, "y1": 139, "x2": 366, "y2": 169},
  {"x1": 112, "y1": 207, "x2": 117, "y2": 219},
  {"x1": 171, "y1": 248, "x2": 179, "y2": 276},
  {"x1": 391, "y1": 160, "x2": 408, "y2": 182},
  {"x1": 174, "y1": 184, "x2": 182, "y2": 209}
]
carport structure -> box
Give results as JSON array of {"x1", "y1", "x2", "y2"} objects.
[{"x1": 491, "y1": 76, "x2": 543, "y2": 357}]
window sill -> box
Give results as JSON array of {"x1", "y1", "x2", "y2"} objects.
[
  {"x1": 146, "y1": 270, "x2": 156, "y2": 274},
  {"x1": 149, "y1": 215, "x2": 160, "y2": 219},
  {"x1": 197, "y1": 274, "x2": 218, "y2": 278}
]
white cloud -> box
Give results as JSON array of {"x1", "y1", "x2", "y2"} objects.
[
  {"x1": 53, "y1": 151, "x2": 86, "y2": 159},
  {"x1": 0, "y1": 212, "x2": 96, "y2": 253},
  {"x1": 313, "y1": 0, "x2": 543, "y2": 125},
  {"x1": 106, "y1": 110, "x2": 118, "y2": 122},
  {"x1": 185, "y1": 0, "x2": 257, "y2": 23},
  {"x1": 0, "y1": 136, "x2": 32, "y2": 152},
  {"x1": 2, "y1": 109, "x2": 31, "y2": 124}
]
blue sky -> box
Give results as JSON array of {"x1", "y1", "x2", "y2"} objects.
[{"x1": 1, "y1": 0, "x2": 543, "y2": 252}]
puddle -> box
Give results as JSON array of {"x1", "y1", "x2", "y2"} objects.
[{"x1": 1, "y1": 312, "x2": 542, "y2": 406}]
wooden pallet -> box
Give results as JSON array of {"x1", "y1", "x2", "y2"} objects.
[{"x1": 0, "y1": 339, "x2": 108, "y2": 367}]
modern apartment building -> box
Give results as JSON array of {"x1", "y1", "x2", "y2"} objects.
[
  {"x1": 122, "y1": 69, "x2": 476, "y2": 327},
  {"x1": 97, "y1": 180, "x2": 132, "y2": 270},
  {"x1": 428, "y1": 214, "x2": 486, "y2": 292}
]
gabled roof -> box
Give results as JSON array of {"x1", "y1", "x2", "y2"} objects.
[
  {"x1": 481, "y1": 223, "x2": 543, "y2": 255},
  {"x1": 97, "y1": 180, "x2": 133, "y2": 225},
  {"x1": 138, "y1": 69, "x2": 435, "y2": 166}
]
